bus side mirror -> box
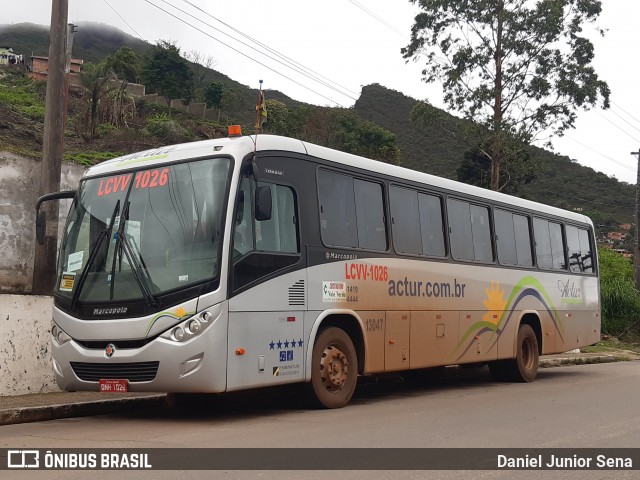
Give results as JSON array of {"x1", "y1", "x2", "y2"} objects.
[
  {"x1": 255, "y1": 186, "x2": 272, "y2": 221},
  {"x1": 34, "y1": 190, "x2": 76, "y2": 245},
  {"x1": 36, "y1": 210, "x2": 46, "y2": 245}
]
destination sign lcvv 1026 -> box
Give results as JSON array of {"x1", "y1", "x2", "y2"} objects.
[{"x1": 96, "y1": 168, "x2": 169, "y2": 197}]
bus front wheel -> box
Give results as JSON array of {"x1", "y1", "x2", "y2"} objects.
[{"x1": 308, "y1": 327, "x2": 357, "y2": 409}]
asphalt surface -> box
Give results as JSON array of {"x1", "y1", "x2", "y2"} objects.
[{"x1": 0, "y1": 350, "x2": 637, "y2": 426}]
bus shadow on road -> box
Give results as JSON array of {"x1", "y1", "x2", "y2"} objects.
[{"x1": 117, "y1": 364, "x2": 590, "y2": 422}]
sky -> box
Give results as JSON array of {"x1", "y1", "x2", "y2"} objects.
[{"x1": 3, "y1": 0, "x2": 640, "y2": 184}]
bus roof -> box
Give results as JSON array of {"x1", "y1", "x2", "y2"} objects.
[{"x1": 83, "y1": 134, "x2": 592, "y2": 226}]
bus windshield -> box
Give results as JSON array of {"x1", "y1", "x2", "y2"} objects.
[{"x1": 55, "y1": 157, "x2": 231, "y2": 305}]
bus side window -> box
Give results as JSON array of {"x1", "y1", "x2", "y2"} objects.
[
  {"x1": 534, "y1": 218, "x2": 566, "y2": 270},
  {"x1": 255, "y1": 183, "x2": 299, "y2": 253},
  {"x1": 578, "y1": 228, "x2": 594, "y2": 273}
]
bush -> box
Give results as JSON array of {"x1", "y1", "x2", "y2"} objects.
[
  {"x1": 599, "y1": 249, "x2": 640, "y2": 336},
  {"x1": 145, "y1": 114, "x2": 189, "y2": 142},
  {"x1": 96, "y1": 123, "x2": 118, "y2": 137}
]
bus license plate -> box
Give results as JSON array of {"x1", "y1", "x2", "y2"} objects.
[{"x1": 99, "y1": 379, "x2": 129, "y2": 392}]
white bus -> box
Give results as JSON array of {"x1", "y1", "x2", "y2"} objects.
[{"x1": 37, "y1": 128, "x2": 600, "y2": 408}]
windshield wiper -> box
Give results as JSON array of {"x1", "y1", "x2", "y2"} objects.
[
  {"x1": 70, "y1": 199, "x2": 120, "y2": 311},
  {"x1": 110, "y1": 198, "x2": 159, "y2": 307}
]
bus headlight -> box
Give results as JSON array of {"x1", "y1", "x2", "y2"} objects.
[
  {"x1": 160, "y1": 307, "x2": 221, "y2": 343},
  {"x1": 187, "y1": 319, "x2": 201, "y2": 334},
  {"x1": 173, "y1": 327, "x2": 185, "y2": 341},
  {"x1": 51, "y1": 323, "x2": 71, "y2": 345}
]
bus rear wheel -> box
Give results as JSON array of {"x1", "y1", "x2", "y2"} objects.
[
  {"x1": 308, "y1": 327, "x2": 357, "y2": 409},
  {"x1": 504, "y1": 324, "x2": 539, "y2": 382}
]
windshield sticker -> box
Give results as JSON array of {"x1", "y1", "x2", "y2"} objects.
[
  {"x1": 179, "y1": 275, "x2": 189, "y2": 282},
  {"x1": 67, "y1": 251, "x2": 84, "y2": 272},
  {"x1": 126, "y1": 220, "x2": 141, "y2": 248},
  {"x1": 59, "y1": 273, "x2": 76, "y2": 292}
]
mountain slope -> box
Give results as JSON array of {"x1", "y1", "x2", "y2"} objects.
[{"x1": 355, "y1": 83, "x2": 634, "y2": 221}]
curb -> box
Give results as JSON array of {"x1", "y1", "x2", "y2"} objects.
[
  {"x1": 0, "y1": 394, "x2": 166, "y2": 426},
  {"x1": 539, "y1": 354, "x2": 624, "y2": 368}
]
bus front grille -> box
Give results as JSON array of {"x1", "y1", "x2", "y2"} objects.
[{"x1": 70, "y1": 361, "x2": 160, "y2": 382}]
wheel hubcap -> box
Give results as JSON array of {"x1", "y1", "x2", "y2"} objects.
[{"x1": 320, "y1": 345, "x2": 349, "y2": 392}]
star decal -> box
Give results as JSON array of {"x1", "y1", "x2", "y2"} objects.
[
  {"x1": 276, "y1": 339, "x2": 283, "y2": 349},
  {"x1": 297, "y1": 338, "x2": 304, "y2": 348},
  {"x1": 269, "y1": 340, "x2": 275, "y2": 350},
  {"x1": 284, "y1": 340, "x2": 290, "y2": 348}
]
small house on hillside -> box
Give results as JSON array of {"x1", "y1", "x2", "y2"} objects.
[
  {"x1": 0, "y1": 47, "x2": 23, "y2": 65},
  {"x1": 30, "y1": 56, "x2": 84, "y2": 80}
]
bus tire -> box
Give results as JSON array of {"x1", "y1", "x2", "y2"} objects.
[
  {"x1": 504, "y1": 324, "x2": 539, "y2": 382},
  {"x1": 308, "y1": 327, "x2": 358, "y2": 409}
]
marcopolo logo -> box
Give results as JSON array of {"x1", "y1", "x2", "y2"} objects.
[
  {"x1": 8, "y1": 450, "x2": 39, "y2": 469},
  {"x1": 93, "y1": 307, "x2": 128, "y2": 316}
]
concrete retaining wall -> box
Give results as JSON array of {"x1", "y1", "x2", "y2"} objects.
[
  {"x1": 0, "y1": 294, "x2": 57, "y2": 395},
  {"x1": 0, "y1": 152, "x2": 85, "y2": 293}
]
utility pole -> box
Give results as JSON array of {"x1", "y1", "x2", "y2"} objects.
[
  {"x1": 32, "y1": 0, "x2": 69, "y2": 295},
  {"x1": 632, "y1": 148, "x2": 640, "y2": 291}
]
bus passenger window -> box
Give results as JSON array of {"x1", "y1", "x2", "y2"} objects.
[
  {"x1": 390, "y1": 186, "x2": 422, "y2": 254},
  {"x1": 318, "y1": 170, "x2": 386, "y2": 251},
  {"x1": 495, "y1": 209, "x2": 532, "y2": 267},
  {"x1": 534, "y1": 218, "x2": 566, "y2": 270},
  {"x1": 567, "y1": 225, "x2": 594, "y2": 273},
  {"x1": 448, "y1": 199, "x2": 492, "y2": 262},
  {"x1": 578, "y1": 228, "x2": 594, "y2": 273},
  {"x1": 318, "y1": 170, "x2": 358, "y2": 248},
  {"x1": 447, "y1": 199, "x2": 474, "y2": 261},
  {"x1": 354, "y1": 179, "x2": 386, "y2": 251},
  {"x1": 418, "y1": 193, "x2": 446, "y2": 257}
]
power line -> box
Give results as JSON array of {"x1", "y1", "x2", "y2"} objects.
[
  {"x1": 155, "y1": 0, "x2": 356, "y2": 104},
  {"x1": 596, "y1": 111, "x2": 640, "y2": 144},
  {"x1": 346, "y1": 0, "x2": 406, "y2": 38},
  {"x1": 566, "y1": 136, "x2": 636, "y2": 172},
  {"x1": 102, "y1": 0, "x2": 145, "y2": 40},
  {"x1": 181, "y1": 0, "x2": 360, "y2": 98},
  {"x1": 141, "y1": 0, "x2": 347, "y2": 107},
  {"x1": 607, "y1": 107, "x2": 640, "y2": 135},
  {"x1": 612, "y1": 101, "x2": 640, "y2": 125}
]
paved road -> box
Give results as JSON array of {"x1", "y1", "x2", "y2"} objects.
[{"x1": 1, "y1": 362, "x2": 639, "y2": 479}]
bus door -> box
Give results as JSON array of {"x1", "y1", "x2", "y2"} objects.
[{"x1": 227, "y1": 176, "x2": 304, "y2": 391}]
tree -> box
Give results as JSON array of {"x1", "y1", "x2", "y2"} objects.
[
  {"x1": 334, "y1": 110, "x2": 401, "y2": 165},
  {"x1": 204, "y1": 80, "x2": 224, "y2": 109},
  {"x1": 141, "y1": 40, "x2": 194, "y2": 112},
  {"x1": 103, "y1": 46, "x2": 140, "y2": 83},
  {"x1": 262, "y1": 98, "x2": 290, "y2": 135},
  {"x1": 183, "y1": 50, "x2": 217, "y2": 92},
  {"x1": 457, "y1": 143, "x2": 535, "y2": 194},
  {"x1": 402, "y1": 0, "x2": 610, "y2": 191},
  {"x1": 78, "y1": 61, "x2": 116, "y2": 140}
]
